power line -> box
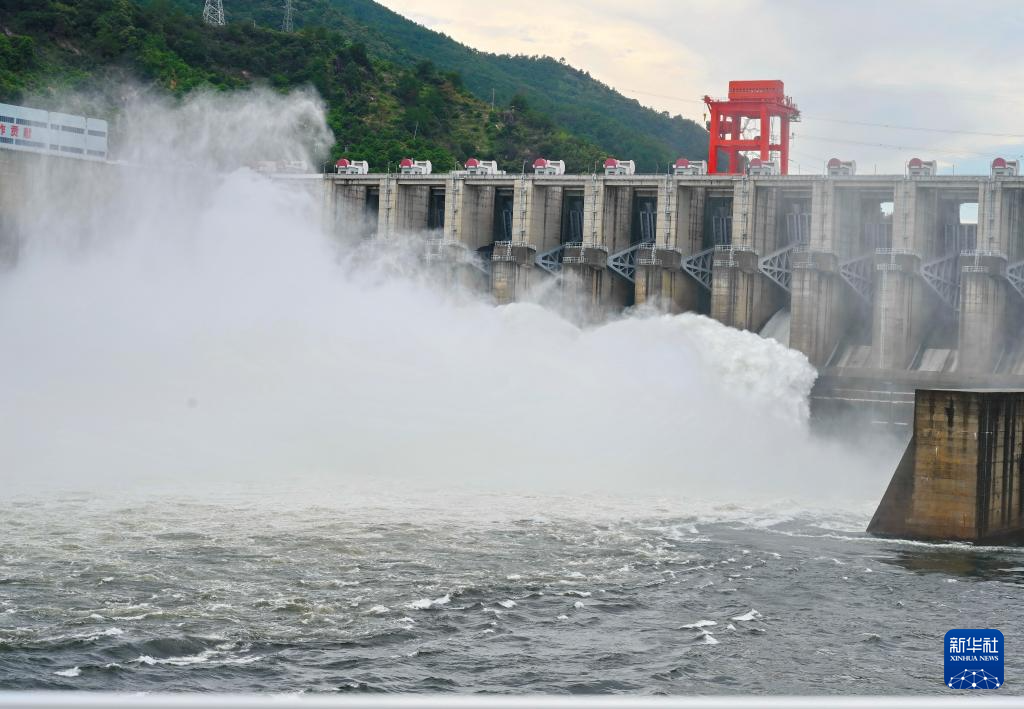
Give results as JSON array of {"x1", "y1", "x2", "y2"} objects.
[
  {"x1": 622, "y1": 88, "x2": 706, "y2": 106},
  {"x1": 799, "y1": 133, "x2": 954, "y2": 153},
  {"x1": 621, "y1": 87, "x2": 1024, "y2": 142},
  {"x1": 799, "y1": 115, "x2": 1024, "y2": 140},
  {"x1": 796, "y1": 133, "x2": 1010, "y2": 159},
  {"x1": 789, "y1": 148, "x2": 831, "y2": 166}
]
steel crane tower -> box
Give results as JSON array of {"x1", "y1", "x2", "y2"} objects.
[{"x1": 703, "y1": 80, "x2": 800, "y2": 175}]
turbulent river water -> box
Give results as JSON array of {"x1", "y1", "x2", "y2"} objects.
[
  {"x1": 2, "y1": 488, "x2": 1024, "y2": 693},
  {"x1": 1, "y1": 90, "x2": 1021, "y2": 695}
]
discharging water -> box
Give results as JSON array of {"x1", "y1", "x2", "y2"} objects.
[{"x1": 1, "y1": 89, "x2": 1017, "y2": 695}]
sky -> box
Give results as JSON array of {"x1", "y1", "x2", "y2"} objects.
[{"x1": 376, "y1": 0, "x2": 1024, "y2": 176}]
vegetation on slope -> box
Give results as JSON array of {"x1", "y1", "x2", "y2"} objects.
[
  {"x1": 0, "y1": 0, "x2": 705, "y2": 173},
  {"x1": 220, "y1": 0, "x2": 710, "y2": 171}
]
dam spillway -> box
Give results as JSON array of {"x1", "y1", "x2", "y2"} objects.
[
  {"x1": 327, "y1": 169, "x2": 1024, "y2": 429},
  {"x1": 6, "y1": 137, "x2": 1024, "y2": 433}
]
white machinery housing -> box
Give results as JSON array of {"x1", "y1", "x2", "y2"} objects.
[
  {"x1": 826, "y1": 158, "x2": 856, "y2": 176},
  {"x1": 465, "y1": 158, "x2": 503, "y2": 176},
  {"x1": 533, "y1": 158, "x2": 565, "y2": 175},
  {"x1": 335, "y1": 158, "x2": 369, "y2": 175},
  {"x1": 992, "y1": 157, "x2": 1019, "y2": 177},
  {"x1": 672, "y1": 158, "x2": 707, "y2": 176},
  {"x1": 604, "y1": 158, "x2": 635, "y2": 176},
  {"x1": 907, "y1": 158, "x2": 937, "y2": 177},
  {"x1": 400, "y1": 158, "x2": 432, "y2": 175},
  {"x1": 746, "y1": 158, "x2": 779, "y2": 176}
]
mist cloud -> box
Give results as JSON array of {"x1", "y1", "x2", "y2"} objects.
[{"x1": 0, "y1": 89, "x2": 897, "y2": 507}]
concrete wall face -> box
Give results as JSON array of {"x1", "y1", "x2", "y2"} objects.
[
  {"x1": 790, "y1": 265, "x2": 844, "y2": 366},
  {"x1": 0, "y1": 150, "x2": 127, "y2": 266},
  {"x1": 869, "y1": 389, "x2": 1024, "y2": 543},
  {"x1": 709, "y1": 248, "x2": 773, "y2": 330},
  {"x1": 711, "y1": 184, "x2": 749, "y2": 328},
  {"x1": 959, "y1": 270, "x2": 1008, "y2": 372},
  {"x1": 908, "y1": 391, "x2": 980, "y2": 539},
  {"x1": 793, "y1": 183, "x2": 839, "y2": 363},
  {"x1": 378, "y1": 182, "x2": 433, "y2": 236},
  {"x1": 580, "y1": 179, "x2": 601, "y2": 246},
  {"x1": 682, "y1": 188, "x2": 707, "y2": 254},
  {"x1": 330, "y1": 183, "x2": 380, "y2": 240},
  {"x1": 978, "y1": 182, "x2": 1009, "y2": 255},
  {"x1": 836, "y1": 191, "x2": 866, "y2": 259},
  {"x1": 730, "y1": 181, "x2": 754, "y2": 250},
  {"x1": 635, "y1": 265, "x2": 693, "y2": 312},
  {"x1": 449, "y1": 181, "x2": 496, "y2": 251},
  {"x1": 602, "y1": 186, "x2": 633, "y2": 253},
  {"x1": 872, "y1": 260, "x2": 930, "y2": 369},
  {"x1": 751, "y1": 185, "x2": 779, "y2": 254},
  {"x1": 892, "y1": 182, "x2": 938, "y2": 254},
  {"x1": 807, "y1": 181, "x2": 835, "y2": 254},
  {"x1": 509, "y1": 180, "x2": 564, "y2": 253},
  {"x1": 1000, "y1": 189, "x2": 1024, "y2": 261},
  {"x1": 491, "y1": 259, "x2": 532, "y2": 305},
  {"x1": 655, "y1": 180, "x2": 679, "y2": 250},
  {"x1": 532, "y1": 185, "x2": 565, "y2": 251}
]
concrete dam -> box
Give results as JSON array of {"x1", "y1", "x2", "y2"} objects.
[
  {"x1": 6, "y1": 140, "x2": 1024, "y2": 542},
  {"x1": 326, "y1": 166, "x2": 1024, "y2": 430},
  {"x1": 5, "y1": 138, "x2": 1024, "y2": 434}
]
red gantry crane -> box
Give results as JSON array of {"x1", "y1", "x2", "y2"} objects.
[{"x1": 703, "y1": 80, "x2": 800, "y2": 175}]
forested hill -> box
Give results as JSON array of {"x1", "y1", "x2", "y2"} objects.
[
  {"x1": 0, "y1": 0, "x2": 707, "y2": 172},
  {"x1": 181, "y1": 0, "x2": 710, "y2": 172}
]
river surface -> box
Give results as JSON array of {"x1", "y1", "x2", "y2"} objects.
[{"x1": 2, "y1": 486, "x2": 1022, "y2": 694}]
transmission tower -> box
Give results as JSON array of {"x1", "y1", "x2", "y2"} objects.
[
  {"x1": 203, "y1": 0, "x2": 225, "y2": 26},
  {"x1": 282, "y1": 0, "x2": 294, "y2": 32}
]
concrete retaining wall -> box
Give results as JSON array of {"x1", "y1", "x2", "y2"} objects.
[{"x1": 868, "y1": 388, "x2": 1024, "y2": 543}]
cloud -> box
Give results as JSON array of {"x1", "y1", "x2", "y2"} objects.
[{"x1": 377, "y1": 0, "x2": 1024, "y2": 174}]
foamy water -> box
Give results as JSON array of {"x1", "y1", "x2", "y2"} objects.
[
  {"x1": 2, "y1": 491, "x2": 1024, "y2": 693},
  {"x1": 0, "y1": 89, "x2": 961, "y2": 694},
  {"x1": 0, "y1": 89, "x2": 892, "y2": 504}
]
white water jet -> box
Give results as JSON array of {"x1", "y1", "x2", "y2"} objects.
[{"x1": 0, "y1": 89, "x2": 895, "y2": 505}]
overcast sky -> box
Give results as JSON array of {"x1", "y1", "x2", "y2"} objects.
[{"x1": 376, "y1": 0, "x2": 1024, "y2": 175}]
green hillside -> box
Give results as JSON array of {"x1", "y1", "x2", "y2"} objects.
[
  {"x1": 0, "y1": 0, "x2": 708, "y2": 172},
  {"x1": 168, "y1": 0, "x2": 710, "y2": 171},
  {"x1": 0, "y1": 0, "x2": 612, "y2": 171}
]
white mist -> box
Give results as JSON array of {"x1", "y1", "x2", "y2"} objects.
[{"x1": 0, "y1": 89, "x2": 896, "y2": 508}]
